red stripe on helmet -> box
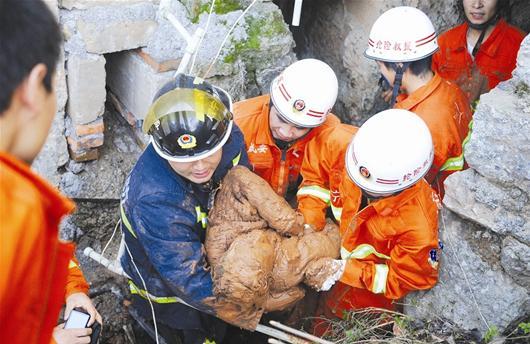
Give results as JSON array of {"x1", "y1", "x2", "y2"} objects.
[
  {"x1": 279, "y1": 85, "x2": 289, "y2": 101},
  {"x1": 376, "y1": 178, "x2": 399, "y2": 185},
  {"x1": 415, "y1": 32, "x2": 436, "y2": 44},
  {"x1": 306, "y1": 112, "x2": 323, "y2": 118},
  {"x1": 308, "y1": 109, "x2": 325, "y2": 115},
  {"x1": 280, "y1": 83, "x2": 291, "y2": 99},
  {"x1": 416, "y1": 35, "x2": 436, "y2": 47}
]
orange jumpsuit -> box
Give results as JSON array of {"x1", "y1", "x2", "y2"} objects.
[
  {"x1": 297, "y1": 124, "x2": 357, "y2": 230},
  {"x1": 0, "y1": 152, "x2": 89, "y2": 344},
  {"x1": 433, "y1": 19, "x2": 525, "y2": 103},
  {"x1": 234, "y1": 94, "x2": 340, "y2": 198},
  {"x1": 296, "y1": 125, "x2": 440, "y2": 324},
  {"x1": 395, "y1": 73, "x2": 473, "y2": 196}
]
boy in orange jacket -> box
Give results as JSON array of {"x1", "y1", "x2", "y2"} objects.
[{"x1": 0, "y1": 1, "x2": 101, "y2": 343}]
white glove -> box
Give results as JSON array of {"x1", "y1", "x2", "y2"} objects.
[{"x1": 319, "y1": 259, "x2": 346, "y2": 291}]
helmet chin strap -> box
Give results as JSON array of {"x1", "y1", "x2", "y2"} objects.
[{"x1": 389, "y1": 62, "x2": 409, "y2": 107}]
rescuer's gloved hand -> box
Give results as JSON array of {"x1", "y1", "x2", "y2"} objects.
[{"x1": 317, "y1": 259, "x2": 346, "y2": 291}]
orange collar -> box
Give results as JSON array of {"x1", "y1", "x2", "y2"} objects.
[
  {"x1": 0, "y1": 152, "x2": 75, "y2": 218},
  {"x1": 395, "y1": 73, "x2": 442, "y2": 111}
]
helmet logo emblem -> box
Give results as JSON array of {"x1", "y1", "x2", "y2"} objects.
[
  {"x1": 177, "y1": 134, "x2": 197, "y2": 149},
  {"x1": 293, "y1": 99, "x2": 305, "y2": 112},
  {"x1": 359, "y1": 166, "x2": 371, "y2": 178}
]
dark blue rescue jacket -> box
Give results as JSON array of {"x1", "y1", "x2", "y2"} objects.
[{"x1": 120, "y1": 125, "x2": 249, "y2": 330}]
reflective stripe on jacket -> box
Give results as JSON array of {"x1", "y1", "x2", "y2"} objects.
[
  {"x1": 297, "y1": 124, "x2": 358, "y2": 230},
  {"x1": 394, "y1": 73, "x2": 473, "y2": 197},
  {"x1": 324, "y1": 176, "x2": 440, "y2": 317},
  {"x1": 234, "y1": 94, "x2": 340, "y2": 197},
  {"x1": 0, "y1": 153, "x2": 88, "y2": 344},
  {"x1": 120, "y1": 125, "x2": 248, "y2": 330},
  {"x1": 432, "y1": 19, "x2": 525, "y2": 103}
]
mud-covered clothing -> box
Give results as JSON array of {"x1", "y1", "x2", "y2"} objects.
[
  {"x1": 234, "y1": 94, "x2": 340, "y2": 199},
  {"x1": 0, "y1": 152, "x2": 89, "y2": 344},
  {"x1": 433, "y1": 19, "x2": 525, "y2": 103},
  {"x1": 297, "y1": 124, "x2": 358, "y2": 230},
  {"x1": 395, "y1": 73, "x2": 473, "y2": 196},
  {"x1": 120, "y1": 125, "x2": 248, "y2": 335}
]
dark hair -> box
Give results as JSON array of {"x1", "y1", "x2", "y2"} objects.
[
  {"x1": 0, "y1": 0, "x2": 62, "y2": 113},
  {"x1": 383, "y1": 55, "x2": 433, "y2": 77}
]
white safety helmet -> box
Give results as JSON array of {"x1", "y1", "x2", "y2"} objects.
[
  {"x1": 365, "y1": 6, "x2": 438, "y2": 63},
  {"x1": 345, "y1": 109, "x2": 433, "y2": 196},
  {"x1": 270, "y1": 59, "x2": 338, "y2": 128}
]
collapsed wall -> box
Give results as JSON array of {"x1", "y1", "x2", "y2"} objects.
[{"x1": 405, "y1": 34, "x2": 530, "y2": 338}]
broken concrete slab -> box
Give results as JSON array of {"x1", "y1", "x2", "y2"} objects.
[{"x1": 60, "y1": 2, "x2": 157, "y2": 54}]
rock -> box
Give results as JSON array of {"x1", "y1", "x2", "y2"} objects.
[
  {"x1": 514, "y1": 34, "x2": 530, "y2": 88},
  {"x1": 32, "y1": 111, "x2": 69, "y2": 186},
  {"x1": 66, "y1": 53, "x2": 106, "y2": 125},
  {"x1": 60, "y1": 2, "x2": 157, "y2": 54},
  {"x1": 465, "y1": 86, "x2": 530, "y2": 190},
  {"x1": 404, "y1": 209, "x2": 530, "y2": 337},
  {"x1": 60, "y1": 110, "x2": 142, "y2": 200},
  {"x1": 444, "y1": 169, "x2": 529, "y2": 245},
  {"x1": 501, "y1": 236, "x2": 530, "y2": 290}
]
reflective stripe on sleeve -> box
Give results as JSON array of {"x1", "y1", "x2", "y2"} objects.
[
  {"x1": 371, "y1": 264, "x2": 389, "y2": 294},
  {"x1": 129, "y1": 280, "x2": 193, "y2": 306},
  {"x1": 341, "y1": 243, "x2": 391, "y2": 260},
  {"x1": 297, "y1": 186, "x2": 331, "y2": 204},
  {"x1": 195, "y1": 206, "x2": 208, "y2": 229},
  {"x1": 232, "y1": 152, "x2": 241, "y2": 167},
  {"x1": 331, "y1": 205, "x2": 342, "y2": 222},
  {"x1": 120, "y1": 203, "x2": 137, "y2": 238},
  {"x1": 68, "y1": 260, "x2": 78, "y2": 269},
  {"x1": 440, "y1": 119, "x2": 473, "y2": 172}
]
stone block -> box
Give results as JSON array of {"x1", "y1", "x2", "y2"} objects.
[
  {"x1": 106, "y1": 50, "x2": 174, "y2": 121},
  {"x1": 59, "y1": 0, "x2": 154, "y2": 10},
  {"x1": 60, "y1": 3, "x2": 157, "y2": 54},
  {"x1": 405, "y1": 208, "x2": 529, "y2": 337},
  {"x1": 444, "y1": 169, "x2": 529, "y2": 245},
  {"x1": 67, "y1": 132, "x2": 105, "y2": 152},
  {"x1": 32, "y1": 111, "x2": 69, "y2": 186},
  {"x1": 74, "y1": 118, "x2": 105, "y2": 136},
  {"x1": 514, "y1": 34, "x2": 530, "y2": 85},
  {"x1": 67, "y1": 53, "x2": 106, "y2": 125},
  {"x1": 68, "y1": 147, "x2": 99, "y2": 162}
]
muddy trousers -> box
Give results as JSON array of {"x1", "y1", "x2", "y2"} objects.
[{"x1": 131, "y1": 295, "x2": 227, "y2": 344}]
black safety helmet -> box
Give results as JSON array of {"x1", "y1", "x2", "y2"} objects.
[{"x1": 143, "y1": 74, "x2": 234, "y2": 162}]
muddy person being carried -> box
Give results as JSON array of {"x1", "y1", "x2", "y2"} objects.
[{"x1": 119, "y1": 74, "x2": 249, "y2": 344}]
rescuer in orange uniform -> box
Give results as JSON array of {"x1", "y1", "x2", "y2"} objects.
[
  {"x1": 0, "y1": 1, "x2": 101, "y2": 343},
  {"x1": 301, "y1": 110, "x2": 441, "y2": 331},
  {"x1": 234, "y1": 59, "x2": 340, "y2": 201},
  {"x1": 432, "y1": 0, "x2": 526, "y2": 105},
  {"x1": 365, "y1": 6, "x2": 473, "y2": 196}
]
